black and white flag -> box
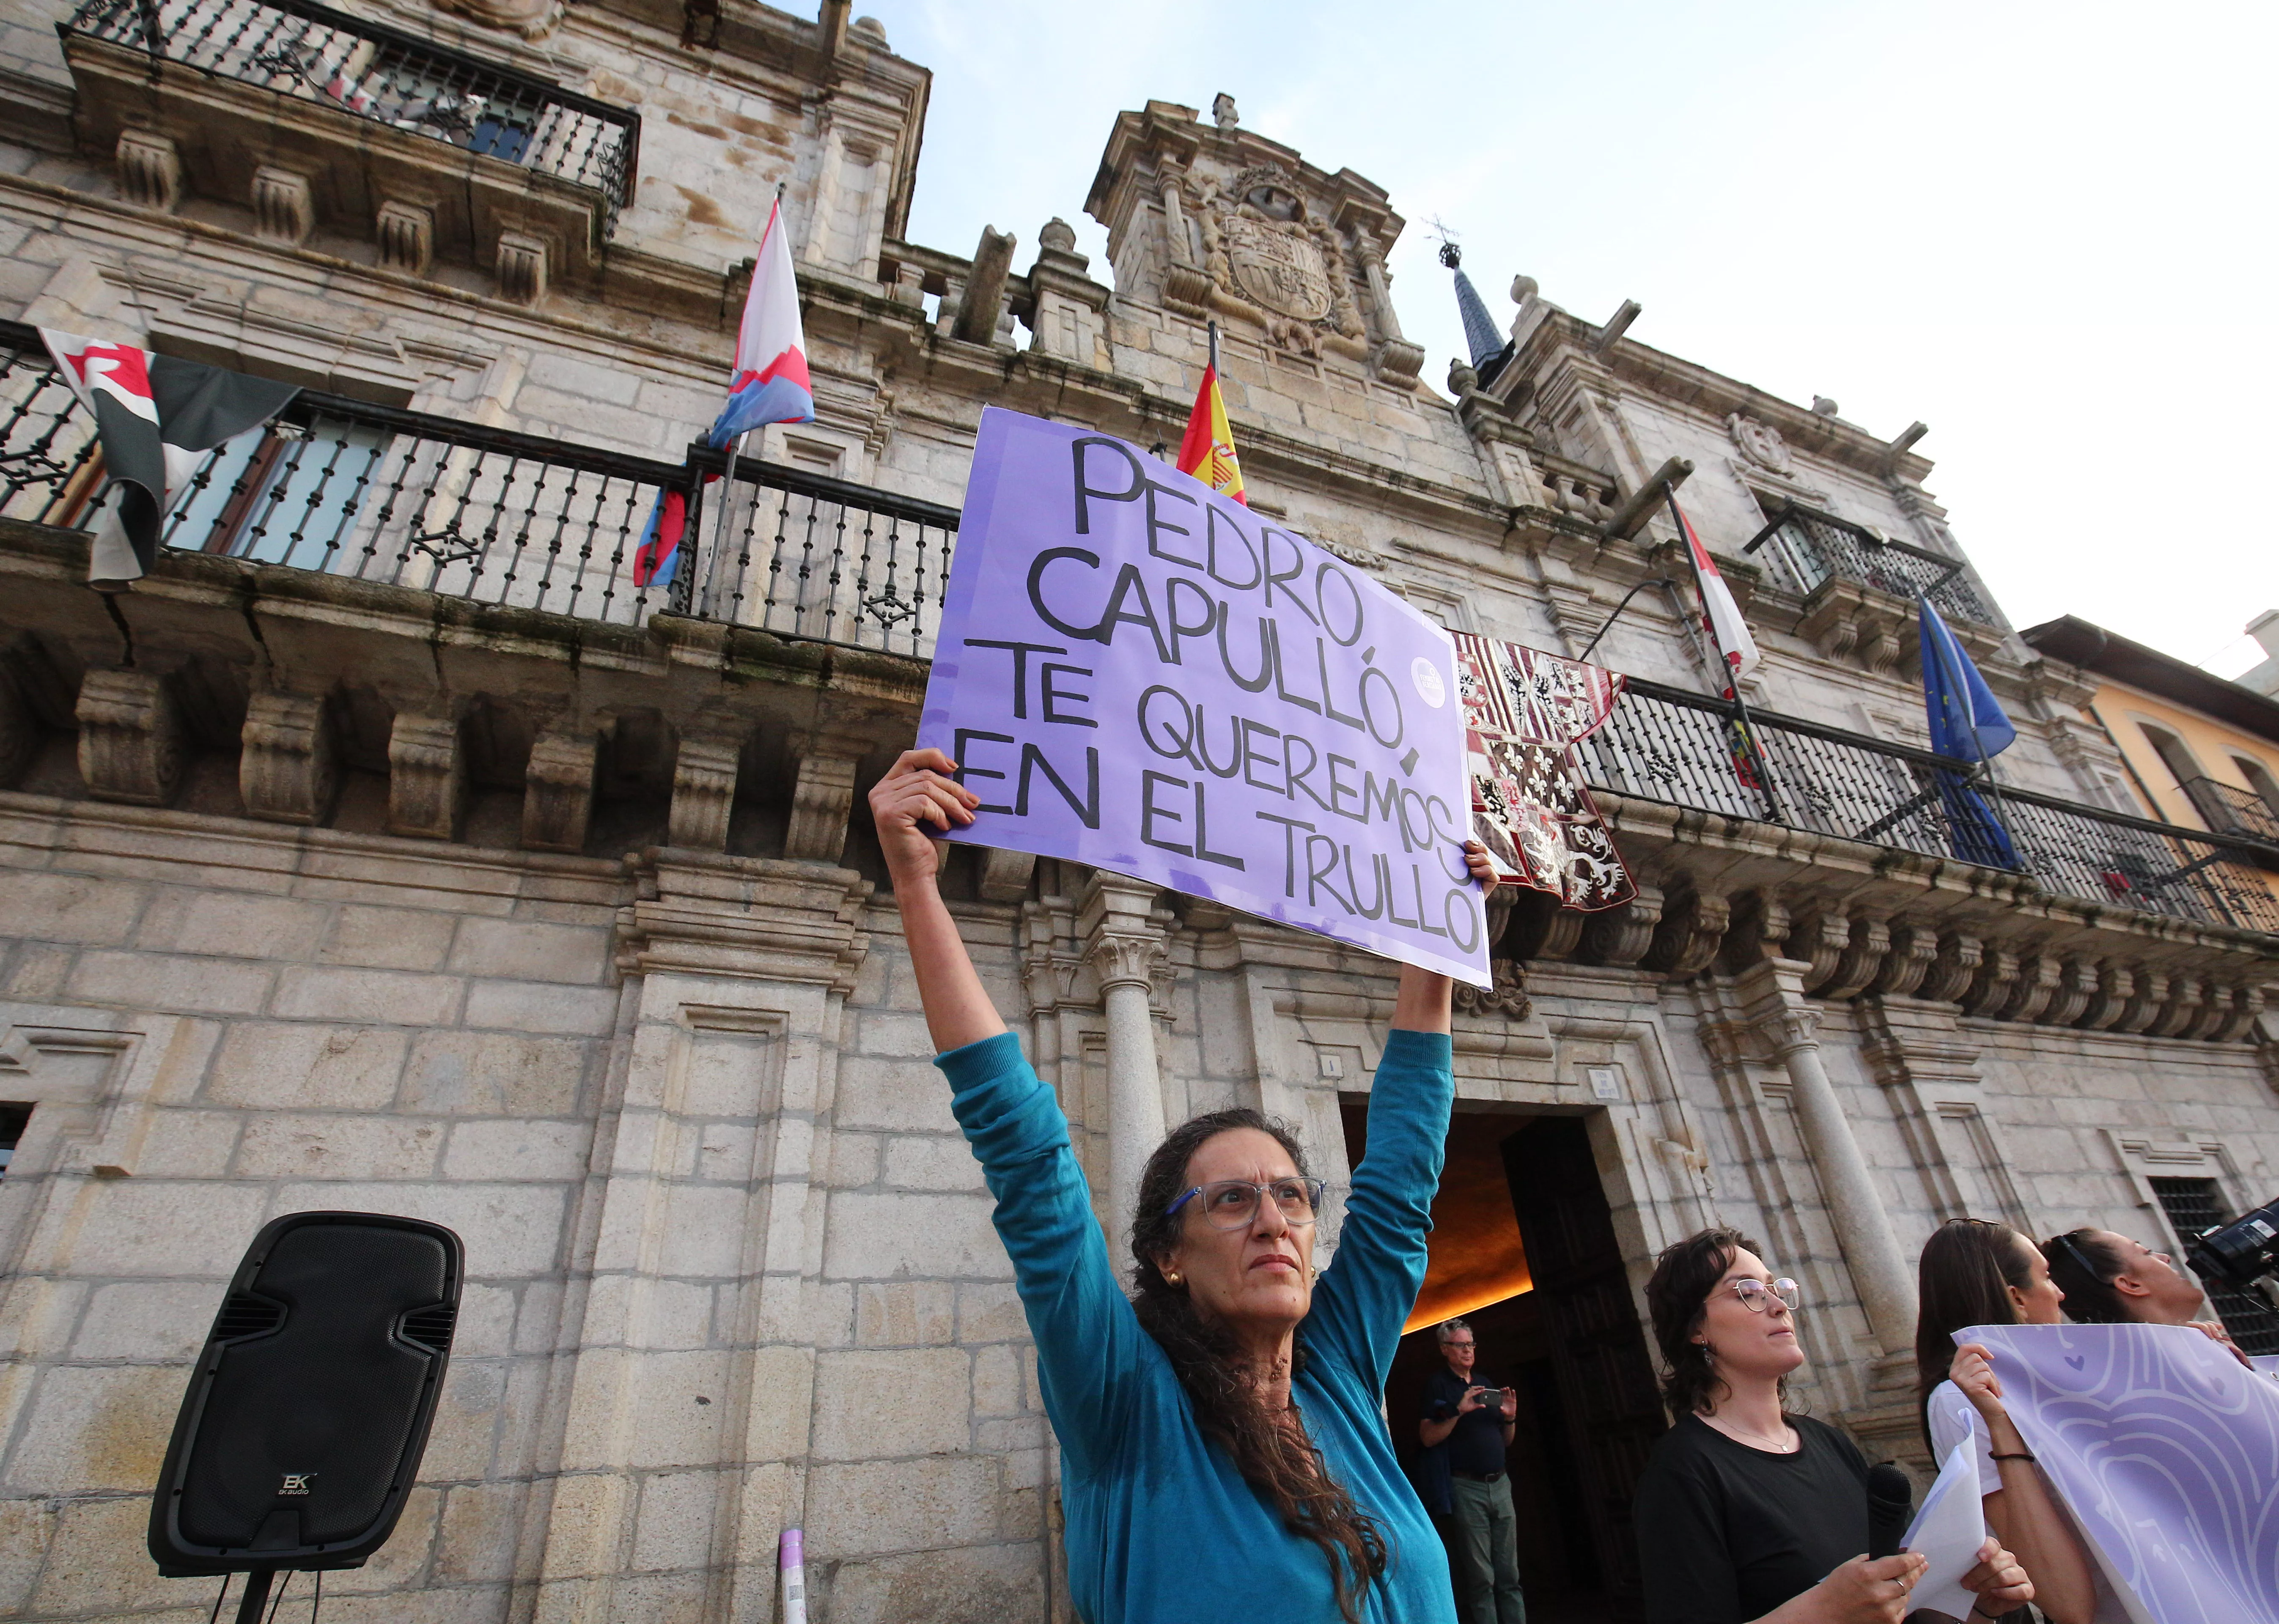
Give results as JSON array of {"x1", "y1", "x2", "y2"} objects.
[{"x1": 40, "y1": 330, "x2": 301, "y2": 588}]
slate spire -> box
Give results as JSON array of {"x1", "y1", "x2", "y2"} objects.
[{"x1": 1440, "y1": 241, "x2": 1504, "y2": 370}]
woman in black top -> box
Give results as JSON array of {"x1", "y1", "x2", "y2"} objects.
[{"x1": 1631, "y1": 1229, "x2": 2033, "y2": 1624}]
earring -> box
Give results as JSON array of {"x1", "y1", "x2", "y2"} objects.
[{"x1": 1166, "y1": 1272, "x2": 1181, "y2": 1286}]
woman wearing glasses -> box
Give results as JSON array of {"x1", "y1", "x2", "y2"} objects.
[
  {"x1": 1632, "y1": 1229, "x2": 2031, "y2": 1624},
  {"x1": 868, "y1": 747, "x2": 1494, "y2": 1624}
]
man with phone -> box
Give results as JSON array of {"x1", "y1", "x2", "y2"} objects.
[{"x1": 1420, "y1": 1317, "x2": 1527, "y2": 1624}]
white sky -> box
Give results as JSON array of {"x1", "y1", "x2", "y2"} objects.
[{"x1": 791, "y1": 1, "x2": 2277, "y2": 675}]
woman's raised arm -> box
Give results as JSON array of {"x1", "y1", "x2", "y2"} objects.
[{"x1": 868, "y1": 747, "x2": 1005, "y2": 1051}]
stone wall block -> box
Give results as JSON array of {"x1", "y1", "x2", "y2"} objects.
[
  {"x1": 377, "y1": 198, "x2": 435, "y2": 276},
  {"x1": 2043, "y1": 956, "x2": 2101, "y2": 1029},
  {"x1": 114, "y1": 128, "x2": 180, "y2": 211},
  {"x1": 1579, "y1": 884, "x2": 1663, "y2": 969},
  {"x1": 1642, "y1": 886, "x2": 1730, "y2": 977},
  {"x1": 668, "y1": 736, "x2": 741, "y2": 850},
  {"x1": 1918, "y1": 932, "x2": 1982, "y2": 1006},
  {"x1": 2213, "y1": 982, "x2": 2267, "y2": 1044},
  {"x1": 1820, "y1": 913, "x2": 1892, "y2": 1003},
  {"x1": 2184, "y1": 979, "x2": 2235, "y2": 1043},
  {"x1": 239, "y1": 690, "x2": 338, "y2": 825},
  {"x1": 1997, "y1": 953, "x2": 2063, "y2": 1025},
  {"x1": 783, "y1": 728, "x2": 868, "y2": 861},
  {"x1": 75, "y1": 669, "x2": 185, "y2": 807},
  {"x1": 2148, "y1": 976, "x2": 2204, "y2": 1039},
  {"x1": 2073, "y1": 961, "x2": 2132, "y2": 1030},
  {"x1": 1958, "y1": 946, "x2": 2017, "y2": 1017},
  {"x1": 497, "y1": 231, "x2": 549, "y2": 304},
  {"x1": 977, "y1": 848, "x2": 1036, "y2": 903},
  {"x1": 522, "y1": 731, "x2": 599, "y2": 854},
  {"x1": 387, "y1": 713, "x2": 466, "y2": 840},
  {"x1": 2113, "y1": 969, "x2": 2169, "y2": 1035},
  {"x1": 250, "y1": 165, "x2": 314, "y2": 244},
  {"x1": 1868, "y1": 921, "x2": 1940, "y2": 999}
]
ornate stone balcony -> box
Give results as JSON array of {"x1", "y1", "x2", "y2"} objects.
[
  {"x1": 2, "y1": 323, "x2": 2271, "y2": 1045},
  {"x1": 58, "y1": 0, "x2": 640, "y2": 299}
]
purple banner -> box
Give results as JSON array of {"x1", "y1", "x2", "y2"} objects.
[
  {"x1": 920, "y1": 407, "x2": 1488, "y2": 985},
  {"x1": 1963, "y1": 1322, "x2": 2279, "y2": 1624}
]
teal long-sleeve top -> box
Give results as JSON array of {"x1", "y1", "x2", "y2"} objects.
[{"x1": 936, "y1": 1026, "x2": 1459, "y2": 1624}]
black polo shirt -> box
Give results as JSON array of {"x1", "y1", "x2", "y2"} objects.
[{"x1": 1421, "y1": 1363, "x2": 1508, "y2": 1476}]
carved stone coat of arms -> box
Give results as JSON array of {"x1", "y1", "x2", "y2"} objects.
[{"x1": 1220, "y1": 216, "x2": 1334, "y2": 321}]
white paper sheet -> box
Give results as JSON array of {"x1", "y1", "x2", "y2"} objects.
[{"x1": 1900, "y1": 1440, "x2": 1988, "y2": 1621}]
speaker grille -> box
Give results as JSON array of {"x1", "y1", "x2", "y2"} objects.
[
  {"x1": 211, "y1": 1293, "x2": 288, "y2": 1342},
  {"x1": 398, "y1": 1303, "x2": 456, "y2": 1354}
]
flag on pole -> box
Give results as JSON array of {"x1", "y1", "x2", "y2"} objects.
[
  {"x1": 1919, "y1": 593, "x2": 2020, "y2": 868},
  {"x1": 1672, "y1": 499, "x2": 1760, "y2": 694},
  {"x1": 41, "y1": 330, "x2": 300, "y2": 588},
  {"x1": 1175, "y1": 328, "x2": 1246, "y2": 505},
  {"x1": 632, "y1": 488, "x2": 688, "y2": 590},
  {"x1": 707, "y1": 194, "x2": 814, "y2": 449}
]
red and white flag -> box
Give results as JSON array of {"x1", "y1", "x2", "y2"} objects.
[
  {"x1": 40, "y1": 330, "x2": 300, "y2": 588},
  {"x1": 1673, "y1": 499, "x2": 1760, "y2": 694}
]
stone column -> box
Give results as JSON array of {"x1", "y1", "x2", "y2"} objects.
[
  {"x1": 1078, "y1": 871, "x2": 1167, "y2": 1239},
  {"x1": 1736, "y1": 958, "x2": 1916, "y2": 1355}
]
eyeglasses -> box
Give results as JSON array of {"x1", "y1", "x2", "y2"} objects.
[
  {"x1": 1166, "y1": 1177, "x2": 1331, "y2": 1230},
  {"x1": 1728, "y1": 1277, "x2": 1801, "y2": 1313}
]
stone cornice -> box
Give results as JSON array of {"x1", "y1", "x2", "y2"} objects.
[
  {"x1": 1516, "y1": 308, "x2": 1937, "y2": 488},
  {"x1": 616, "y1": 848, "x2": 872, "y2": 990}
]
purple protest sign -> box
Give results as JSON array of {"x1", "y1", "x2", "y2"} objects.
[
  {"x1": 920, "y1": 407, "x2": 1488, "y2": 985},
  {"x1": 1961, "y1": 1322, "x2": 2279, "y2": 1624}
]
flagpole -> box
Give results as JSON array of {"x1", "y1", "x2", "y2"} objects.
[
  {"x1": 1665, "y1": 488, "x2": 1785, "y2": 824},
  {"x1": 1208, "y1": 320, "x2": 1219, "y2": 375},
  {"x1": 700, "y1": 180, "x2": 791, "y2": 621}
]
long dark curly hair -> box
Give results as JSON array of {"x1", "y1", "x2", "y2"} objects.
[{"x1": 1129, "y1": 1107, "x2": 1387, "y2": 1624}]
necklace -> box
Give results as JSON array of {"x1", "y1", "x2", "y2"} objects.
[{"x1": 1703, "y1": 1413, "x2": 1798, "y2": 1454}]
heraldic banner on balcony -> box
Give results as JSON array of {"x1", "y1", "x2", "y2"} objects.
[
  {"x1": 920, "y1": 406, "x2": 1489, "y2": 988},
  {"x1": 1960, "y1": 1322, "x2": 2279, "y2": 1623}
]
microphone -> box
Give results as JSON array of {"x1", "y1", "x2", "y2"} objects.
[{"x1": 1866, "y1": 1462, "x2": 1914, "y2": 1561}]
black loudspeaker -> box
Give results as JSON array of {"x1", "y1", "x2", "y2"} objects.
[{"x1": 148, "y1": 1210, "x2": 463, "y2": 1578}]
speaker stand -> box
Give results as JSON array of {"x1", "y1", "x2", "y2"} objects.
[{"x1": 232, "y1": 1569, "x2": 272, "y2": 1624}]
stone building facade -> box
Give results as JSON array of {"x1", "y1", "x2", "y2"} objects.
[{"x1": 0, "y1": 2, "x2": 2274, "y2": 1620}]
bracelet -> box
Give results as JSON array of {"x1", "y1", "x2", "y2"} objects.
[{"x1": 1988, "y1": 1451, "x2": 2036, "y2": 1462}]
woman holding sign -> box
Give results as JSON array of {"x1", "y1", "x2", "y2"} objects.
[
  {"x1": 1914, "y1": 1219, "x2": 2101, "y2": 1624},
  {"x1": 868, "y1": 746, "x2": 1489, "y2": 1624},
  {"x1": 1632, "y1": 1228, "x2": 2033, "y2": 1624}
]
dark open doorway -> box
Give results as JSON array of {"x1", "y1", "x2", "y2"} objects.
[{"x1": 1343, "y1": 1103, "x2": 1665, "y2": 1624}]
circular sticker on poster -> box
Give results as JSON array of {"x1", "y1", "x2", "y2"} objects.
[{"x1": 1411, "y1": 656, "x2": 1446, "y2": 708}]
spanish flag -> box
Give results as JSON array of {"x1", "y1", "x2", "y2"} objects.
[{"x1": 1175, "y1": 326, "x2": 1246, "y2": 505}]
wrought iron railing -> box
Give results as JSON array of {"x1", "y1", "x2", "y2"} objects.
[
  {"x1": 4, "y1": 319, "x2": 2272, "y2": 932},
  {"x1": 1744, "y1": 500, "x2": 1996, "y2": 627},
  {"x1": 60, "y1": 0, "x2": 639, "y2": 222},
  {"x1": 689, "y1": 449, "x2": 961, "y2": 659},
  {"x1": 1587, "y1": 679, "x2": 2279, "y2": 935},
  {"x1": 2, "y1": 324, "x2": 692, "y2": 623},
  {"x1": 0, "y1": 323, "x2": 961, "y2": 646},
  {"x1": 2177, "y1": 775, "x2": 2279, "y2": 848}
]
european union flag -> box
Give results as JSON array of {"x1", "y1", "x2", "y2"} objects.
[{"x1": 1919, "y1": 594, "x2": 2020, "y2": 868}]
